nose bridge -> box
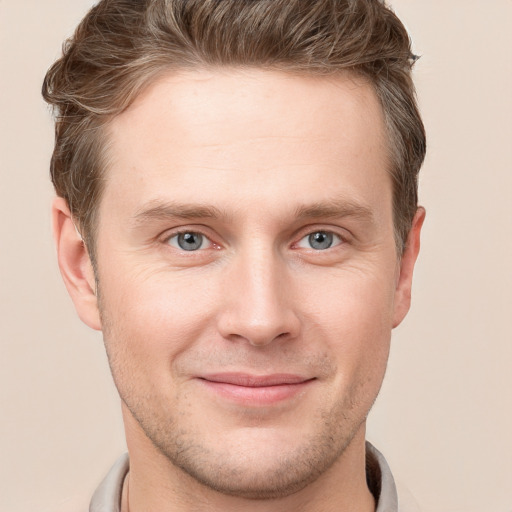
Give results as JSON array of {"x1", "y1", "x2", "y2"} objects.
[{"x1": 218, "y1": 240, "x2": 300, "y2": 346}]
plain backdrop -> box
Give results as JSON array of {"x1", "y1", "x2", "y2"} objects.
[{"x1": 0, "y1": 1, "x2": 511, "y2": 511}]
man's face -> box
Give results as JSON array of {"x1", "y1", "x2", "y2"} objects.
[{"x1": 82, "y1": 69, "x2": 418, "y2": 498}]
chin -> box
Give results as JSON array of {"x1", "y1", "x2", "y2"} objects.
[
  {"x1": 140, "y1": 411, "x2": 365, "y2": 501},
  {"x1": 169, "y1": 447, "x2": 330, "y2": 500}
]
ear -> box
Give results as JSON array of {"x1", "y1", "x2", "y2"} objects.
[
  {"x1": 52, "y1": 197, "x2": 102, "y2": 331},
  {"x1": 392, "y1": 207, "x2": 426, "y2": 328}
]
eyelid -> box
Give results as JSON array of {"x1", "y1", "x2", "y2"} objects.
[
  {"x1": 167, "y1": 232, "x2": 212, "y2": 250},
  {"x1": 157, "y1": 224, "x2": 349, "y2": 252},
  {"x1": 295, "y1": 231, "x2": 344, "y2": 250},
  {"x1": 292, "y1": 225, "x2": 350, "y2": 248},
  {"x1": 160, "y1": 226, "x2": 220, "y2": 251}
]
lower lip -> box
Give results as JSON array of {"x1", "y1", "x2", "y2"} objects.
[{"x1": 199, "y1": 379, "x2": 313, "y2": 406}]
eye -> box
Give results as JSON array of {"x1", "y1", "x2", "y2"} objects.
[
  {"x1": 297, "y1": 231, "x2": 342, "y2": 250},
  {"x1": 167, "y1": 232, "x2": 212, "y2": 251}
]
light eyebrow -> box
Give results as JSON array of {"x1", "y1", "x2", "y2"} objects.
[
  {"x1": 131, "y1": 198, "x2": 374, "y2": 229},
  {"x1": 131, "y1": 200, "x2": 227, "y2": 227},
  {"x1": 294, "y1": 200, "x2": 375, "y2": 223}
]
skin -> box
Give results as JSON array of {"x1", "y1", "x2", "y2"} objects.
[{"x1": 53, "y1": 69, "x2": 424, "y2": 512}]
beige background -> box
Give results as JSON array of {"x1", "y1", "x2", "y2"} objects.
[{"x1": 1, "y1": 1, "x2": 511, "y2": 511}]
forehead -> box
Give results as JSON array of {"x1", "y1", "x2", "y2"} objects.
[
  {"x1": 108, "y1": 67, "x2": 387, "y2": 156},
  {"x1": 101, "y1": 68, "x2": 390, "y2": 223}
]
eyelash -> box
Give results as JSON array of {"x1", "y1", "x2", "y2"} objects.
[
  {"x1": 165, "y1": 230, "x2": 217, "y2": 252},
  {"x1": 295, "y1": 231, "x2": 344, "y2": 251},
  {"x1": 162, "y1": 227, "x2": 347, "y2": 253}
]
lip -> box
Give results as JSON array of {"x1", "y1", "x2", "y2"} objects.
[{"x1": 197, "y1": 373, "x2": 315, "y2": 406}]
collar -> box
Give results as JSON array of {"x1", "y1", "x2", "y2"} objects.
[{"x1": 89, "y1": 442, "x2": 398, "y2": 512}]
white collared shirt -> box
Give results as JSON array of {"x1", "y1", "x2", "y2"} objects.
[{"x1": 89, "y1": 442, "x2": 416, "y2": 512}]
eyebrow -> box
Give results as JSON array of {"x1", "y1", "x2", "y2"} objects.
[
  {"x1": 131, "y1": 198, "x2": 375, "y2": 227},
  {"x1": 131, "y1": 201, "x2": 228, "y2": 227},
  {"x1": 294, "y1": 200, "x2": 375, "y2": 223}
]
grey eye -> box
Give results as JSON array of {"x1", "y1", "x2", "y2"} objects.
[
  {"x1": 297, "y1": 231, "x2": 342, "y2": 251},
  {"x1": 169, "y1": 232, "x2": 207, "y2": 251},
  {"x1": 308, "y1": 231, "x2": 334, "y2": 250}
]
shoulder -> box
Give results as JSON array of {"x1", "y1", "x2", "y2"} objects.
[
  {"x1": 89, "y1": 453, "x2": 129, "y2": 512},
  {"x1": 366, "y1": 442, "x2": 422, "y2": 512}
]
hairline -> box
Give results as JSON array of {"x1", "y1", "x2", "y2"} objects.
[{"x1": 79, "y1": 64, "x2": 408, "y2": 266}]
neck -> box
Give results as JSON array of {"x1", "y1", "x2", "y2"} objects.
[{"x1": 122, "y1": 416, "x2": 375, "y2": 512}]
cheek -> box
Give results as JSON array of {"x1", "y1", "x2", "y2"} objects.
[
  {"x1": 97, "y1": 266, "x2": 221, "y2": 372},
  {"x1": 300, "y1": 267, "x2": 395, "y2": 380},
  {"x1": 302, "y1": 264, "x2": 396, "y2": 335}
]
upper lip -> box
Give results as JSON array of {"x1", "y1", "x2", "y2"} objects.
[{"x1": 199, "y1": 373, "x2": 313, "y2": 387}]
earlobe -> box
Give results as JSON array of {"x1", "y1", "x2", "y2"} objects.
[
  {"x1": 392, "y1": 207, "x2": 426, "y2": 328},
  {"x1": 52, "y1": 197, "x2": 102, "y2": 331}
]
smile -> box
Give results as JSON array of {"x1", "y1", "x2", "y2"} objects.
[{"x1": 197, "y1": 373, "x2": 316, "y2": 406}]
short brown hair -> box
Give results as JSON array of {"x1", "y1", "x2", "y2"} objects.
[{"x1": 43, "y1": 0, "x2": 425, "y2": 260}]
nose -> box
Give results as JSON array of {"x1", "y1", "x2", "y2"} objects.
[{"x1": 216, "y1": 246, "x2": 301, "y2": 347}]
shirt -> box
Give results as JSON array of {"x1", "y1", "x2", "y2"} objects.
[{"x1": 89, "y1": 442, "x2": 408, "y2": 512}]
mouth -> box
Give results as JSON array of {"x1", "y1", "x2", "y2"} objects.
[{"x1": 197, "y1": 373, "x2": 315, "y2": 406}]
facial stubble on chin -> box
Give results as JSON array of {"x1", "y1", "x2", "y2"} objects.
[
  {"x1": 97, "y1": 293, "x2": 381, "y2": 501},
  {"x1": 119, "y1": 382, "x2": 369, "y2": 500}
]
